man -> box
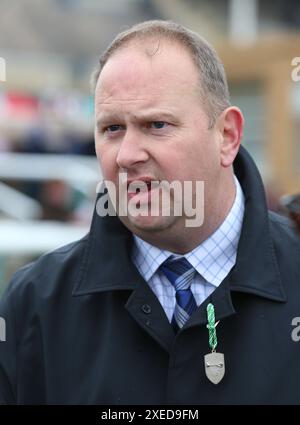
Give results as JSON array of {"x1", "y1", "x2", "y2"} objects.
[{"x1": 1, "y1": 20, "x2": 300, "y2": 405}]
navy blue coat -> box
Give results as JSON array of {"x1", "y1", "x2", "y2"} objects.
[{"x1": 1, "y1": 147, "x2": 300, "y2": 404}]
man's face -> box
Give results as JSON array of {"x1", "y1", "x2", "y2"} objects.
[{"x1": 94, "y1": 40, "x2": 223, "y2": 238}]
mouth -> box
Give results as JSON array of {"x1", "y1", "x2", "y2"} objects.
[{"x1": 126, "y1": 177, "x2": 159, "y2": 200}]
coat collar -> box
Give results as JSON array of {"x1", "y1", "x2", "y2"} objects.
[
  {"x1": 231, "y1": 146, "x2": 286, "y2": 302},
  {"x1": 72, "y1": 146, "x2": 286, "y2": 303}
]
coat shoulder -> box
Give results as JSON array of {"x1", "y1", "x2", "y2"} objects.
[
  {"x1": 268, "y1": 211, "x2": 300, "y2": 246},
  {"x1": 268, "y1": 211, "x2": 300, "y2": 294}
]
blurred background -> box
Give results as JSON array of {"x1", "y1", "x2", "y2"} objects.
[{"x1": 0, "y1": 0, "x2": 300, "y2": 294}]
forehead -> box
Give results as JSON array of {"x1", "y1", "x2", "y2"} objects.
[{"x1": 95, "y1": 40, "x2": 200, "y2": 105}]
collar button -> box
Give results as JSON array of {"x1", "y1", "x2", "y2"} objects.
[{"x1": 141, "y1": 304, "x2": 151, "y2": 314}]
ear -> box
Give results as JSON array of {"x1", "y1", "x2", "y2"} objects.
[{"x1": 217, "y1": 107, "x2": 244, "y2": 168}]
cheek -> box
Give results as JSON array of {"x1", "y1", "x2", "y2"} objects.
[
  {"x1": 95, "y1": 143, "x2": 118, "y2": 181},
  {"x1": 175, "y1": 142, "x2": 217, "y2": 182}
]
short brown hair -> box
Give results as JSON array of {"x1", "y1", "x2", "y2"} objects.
[{"x1": 91, "y1": 20, "x2": 231, "y2": 127}]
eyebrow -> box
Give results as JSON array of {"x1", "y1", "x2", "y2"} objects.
[
  {"x1": 96, "y1": 114, "x2": 123, "y2": 132},
  {"x1": 96, "y1": 110, "x2": 178, "y2": 131}
]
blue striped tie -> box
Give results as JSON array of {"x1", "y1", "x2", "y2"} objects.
[{"x1": 161, "y1": 257, "x2": 197, "y2": 332}]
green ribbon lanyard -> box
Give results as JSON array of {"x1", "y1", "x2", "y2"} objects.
[{"x1": 206, "y1": 303, "x2": 218, "y2": 352}]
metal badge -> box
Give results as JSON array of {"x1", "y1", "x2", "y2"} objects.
[{"x1": 204, "y1": 352, "x2": 225, "y2": 385}]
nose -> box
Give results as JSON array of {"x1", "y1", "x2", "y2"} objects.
[{"x1": 116, "y1": 128, "x2": 149, "y2": 170}]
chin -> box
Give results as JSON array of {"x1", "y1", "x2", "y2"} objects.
[{"x1": 126, "y1": 213, "x2": 178, "y2": 233}]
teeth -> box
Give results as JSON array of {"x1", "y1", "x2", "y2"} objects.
[{"x1": 128, "y1": 181, "x2": 150, "y2": 192}]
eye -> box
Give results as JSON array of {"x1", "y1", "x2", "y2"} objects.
[
  {"x1": 105, "y1": 124, "x2": 124, "y2": 133},
  {"x1": 149, "y1": 121, "x2": 168, "y2": 129}
]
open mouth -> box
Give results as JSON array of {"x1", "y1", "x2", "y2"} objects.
[
  {"x1": 127, "y1": 179, "x2": 154, "y2": 193},
  {"x1": 126, "y1": 178, "x2": 160, "y2": 202}
]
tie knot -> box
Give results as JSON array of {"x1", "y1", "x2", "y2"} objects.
[{"x1": 161, "y1": 257, "x2": 195, "y2": 291}]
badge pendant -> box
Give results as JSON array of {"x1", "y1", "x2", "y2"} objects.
[
  {"x1": 205, "y1": 303, "x2": 225, "y2": 385},
  {"x1": 204, "y1": 351, "x2": 225, "y2": 385}
]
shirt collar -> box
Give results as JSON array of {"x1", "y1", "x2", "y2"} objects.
[{"x1": 132, "y1": 176, "x2": 245, "y2": 287}]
